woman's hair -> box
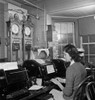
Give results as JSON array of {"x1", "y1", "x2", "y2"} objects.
[{"x1": 63, "y1": 44, "x2": 80, "y2": 62}]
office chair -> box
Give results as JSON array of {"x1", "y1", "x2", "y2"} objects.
[
  {"x1": 86, "y1": 81, "x2": 95, "y2": 100},
  {"x1": 73, "y1": 75, "x2": 93, "y2": 100}
]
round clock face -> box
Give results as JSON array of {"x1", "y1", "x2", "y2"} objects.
[
  {"x1": 12, "y1": 24, "x2": 19, "y2": 34},
  {"x1": 25, "y1": 27, "x2": 31, "y2": 36}
]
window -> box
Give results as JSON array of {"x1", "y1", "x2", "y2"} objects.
[
  {"x1": 81, "y1": 35, "x2": 95, "y2": 65},
  {"x1": 52, "y1": 22, "x2": 75, "y2": 58}
]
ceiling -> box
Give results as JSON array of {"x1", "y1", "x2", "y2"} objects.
[
  {"x1": 50, "y1": 4, "x2": 95, "y2": 18},
  {"x1": 13, "y1": 0, "x2": 95, "y2": 18}
]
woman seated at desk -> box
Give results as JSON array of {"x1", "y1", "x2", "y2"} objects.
[{"x1": 50, "y1": 44, "x2": 87, "y2": 100}]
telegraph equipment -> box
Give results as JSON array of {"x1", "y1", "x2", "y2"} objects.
[
  {"x1": 22, "y1": 15, "x2": 33, "y2": 60},
  {"x1": 0, "y1": 63, "x2": 29, "y2": 100},
  {"x1": 6, "y1": 13, "x2": 22, "y2": 62}
]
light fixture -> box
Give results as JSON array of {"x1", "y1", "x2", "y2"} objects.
[
  {"x1": 36, "y1": 13, "x2": 40, "y2": 20},
  {"x1": 36, "y1": 3, "x2": 40, "y2": 20}
]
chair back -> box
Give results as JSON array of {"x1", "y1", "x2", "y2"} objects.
[
  {"x1": 86, "y1": 81, "x2": 95, "y2": 100},
  {"x1": 73, "y1": 75, "x2": 93, "y2": 100}
]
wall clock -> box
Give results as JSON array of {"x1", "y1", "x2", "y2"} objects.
[
  {"x1": 25, "y1": 27, "x2": 31, "y2": 36},
  {"x1": 12, "y1": 24, "x2": 19, "y2": 34}
]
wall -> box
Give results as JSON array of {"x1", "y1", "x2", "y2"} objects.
[
  {"x1": 0, "y1": 2, "x2": 5, "y2": 59},
  {"x1": 78, "y1": 16, "x2": 95, "y2": 35}
]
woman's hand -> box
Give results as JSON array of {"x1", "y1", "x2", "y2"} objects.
[
  {"x1": 50, "y1": 78, "x2": 64, "y2": 91},
  {"x1": 49, "y1": 89, "x2": 64, "y2": 100},
  {"x1": 50, "y1": 78, "x2": 60, "y2": 85},
  {"x1": 55, "y1": 77, "x2": 66, "y2": 83}
]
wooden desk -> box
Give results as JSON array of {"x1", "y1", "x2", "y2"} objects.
[{"x1": 19, "y1": 85, "x2": 54, "y2": 100}]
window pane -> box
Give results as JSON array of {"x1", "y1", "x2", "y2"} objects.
[
  {"x1": 84, "y1": 55, "x2": 88, "y2": 63},
  {"x1": 58, "y1": 45, "x2": 62, "y2": 57},
  {"x1": 83, "y1": 45, "x2": 88, "y2": 54},
  {"x1": 55, "y1": 23, "x2": 60, "y2": 33},
  {"x1": 89, "y1": 35, "x2": 95, "y2": 42},
  {"x1": 89, "y1": 44, "x2": 95, "y2": 54},
  {"x1": 60, "y1": 23, "x2": 67, "y2": 33},
  {"x1": 90, "y1": 56, "x2": 95, "y2": 65},
  {"x1": 58, "y1": 34, "x2": 68, "y2": 44},
  {"x1": 67, "y1": 23, "x2": 73, "y2": 33},
  {"x1": 68, "y1": 33, "x2": 73, "y2": 43},
  {"x1": 82, "y1": 36, "x2": 88, "y2": 43}
]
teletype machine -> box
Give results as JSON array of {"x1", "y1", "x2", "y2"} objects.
[
  {"x1": 22, "y1": 59, "x2": 68, "y2": 93},
  {"x1": 0, "y1": 59, "x2": 67, "y2": 100},
  {"x1": 22, "y1": 59, "x2": 57, "y2": 80},
  {"x1": 6, "y1": 13, "x2": 22, "y2": 62},
  {"x1": 0, "y1": 61, "x2": 56, "y2": 100},
  {"x1": 22, "y1": 16, "x2": 33, "y2": 61},
  {"x1": 0, "y1": 62, "x2": 30, "y2": 100}
]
